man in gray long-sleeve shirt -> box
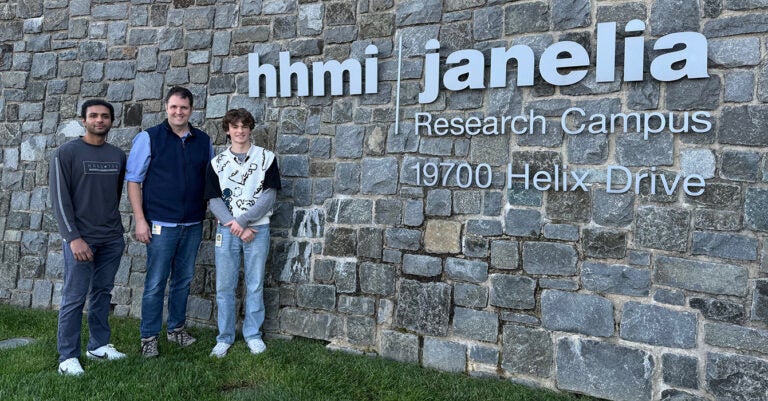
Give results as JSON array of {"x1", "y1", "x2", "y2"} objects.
[{"x1": 49, "y1": 99, "x2": 127, "y2": 376}]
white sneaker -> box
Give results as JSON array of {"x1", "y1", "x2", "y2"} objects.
[
  {"x1": 247, "y1": 338, "x2": 266, "y2": 354},
  {"x1": 87, "y1": 344, "x2": 126, "y2": 360},
  {"x1": 209, "y1": 342, "x2": 231, "y2": 358},
  {"x1": 58, "y1": 358, "x2": 84, "y2": 376}
]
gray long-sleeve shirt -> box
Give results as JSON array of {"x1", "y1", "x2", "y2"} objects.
[
  {"x1": 49, "y1": 138, "x2": 127, "y2": 243},
  {"x1": 208, "y1": 189, "x2": 276, "y2": 227}
]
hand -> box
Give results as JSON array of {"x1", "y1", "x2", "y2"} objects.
[
  {"x1": 69, "y1": 238, "x2": 94, "y2": 262},
  {"x1": 135, "y1": 218, "x2": 152, "y2": 244},
  {"x1": 240, "y1": 227, "x2": 256, "y2": 243},
  {"x1": 223, "y1": 220, "x2": 245, "y2": 237}
]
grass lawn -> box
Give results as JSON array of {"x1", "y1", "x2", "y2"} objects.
[{"x1": 0, "y1": 304, "x2": 593, "y2": 401}]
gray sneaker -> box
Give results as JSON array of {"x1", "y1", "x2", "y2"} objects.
[
  {"x1": 140, "y1": 336, "x2": 159, "y2": 358},
  {"x1": 167, "y1": 327, "x2": 196, "y2": 347}
]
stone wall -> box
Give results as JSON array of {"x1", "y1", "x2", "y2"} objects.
[{"x1": 2, "y1": 0, "x2": 768, "y2": 399}]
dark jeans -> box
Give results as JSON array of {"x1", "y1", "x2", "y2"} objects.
[{"x1": 57, "y1": 236, "x2": 125, "y2": 362}]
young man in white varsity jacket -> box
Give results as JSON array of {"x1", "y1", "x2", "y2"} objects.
[{"x1": 203, "y1": 108, "x2": 281, "y2": 357}]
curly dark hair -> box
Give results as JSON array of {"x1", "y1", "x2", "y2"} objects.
[{"x1": 222, "y1": 108, "x2": 256, "y2": 131}]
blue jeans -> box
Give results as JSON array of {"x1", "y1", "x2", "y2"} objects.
[
  {"x1": 58, "y1": 236, "x2": 125, "y2": 362},
  {"x1": 140, "y1": 223, "x2": 202, "y2": 338},
  {"x1": 215, "y1": 224, "x2": 270, "y2": 344}
]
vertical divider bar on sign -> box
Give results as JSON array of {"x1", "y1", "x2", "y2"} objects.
[{"x1": 394, "y1": 35, "x2": 403, "y2": 135}]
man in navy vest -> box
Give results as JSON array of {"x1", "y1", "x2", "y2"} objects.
[{"x1": 126, "y1": 86, "x2": 213, "y2": 357}]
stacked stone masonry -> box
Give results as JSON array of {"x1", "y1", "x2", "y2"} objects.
[{"x1": 3, "y1": 0, "x2": 768, "y2": 399}]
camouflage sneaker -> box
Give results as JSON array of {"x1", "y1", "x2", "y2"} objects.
[
  {"x1": 167, "y1": 327, "x2": 196, "y2": 347},
  {"x1": 140, "y1": 336, "x2": 159, "y2": 358}
]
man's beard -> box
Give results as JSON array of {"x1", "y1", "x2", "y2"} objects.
[{"x1": 89, "y1": 126, "x2": 111, "y2": 136}]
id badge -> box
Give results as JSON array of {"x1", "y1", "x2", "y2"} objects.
[
  {"x1": 215, "y1": 233, "x2": 223, "y2": 247},
  {"x1": 152, "y1": 224, "x2": 162, "y2": 235}
]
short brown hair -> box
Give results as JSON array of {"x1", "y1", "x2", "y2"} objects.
[
  {"x1": 222, "y1": 108, "x2": 256, "y2": 131},
  {"x1": 165, "y1": 86, "x2": 194, "y2": 108}
]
